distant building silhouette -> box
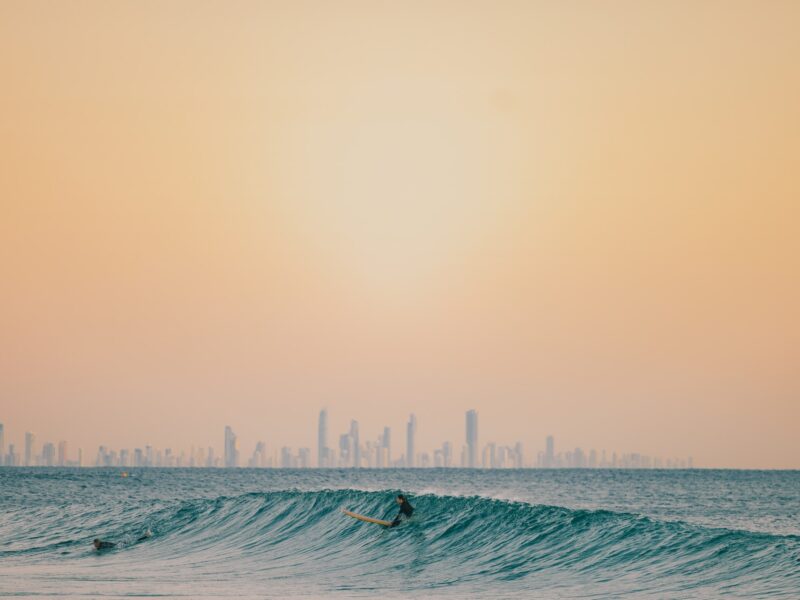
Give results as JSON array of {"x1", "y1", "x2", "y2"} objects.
[
  {"x1": 42, "y1": 442, "x2": 55, "y2": 467},
  {"x1": 545, "y1": 435, "x2": 554, "y2": 468},
  {"x1": 224, "y1": 426, "x2": 239, "y2": 468},
  {"x1": 375, "y1": 426, "x2": 391, "y2": 468},
  {"x1": 406, "y1": 414, "x2": 417, "y2": 467},
  {"x1": 318, "y1": 409, "x2": 329, "y2": 468},
  {"x1": 466, "y1": 410, "x2": 478, "y2": 468},
  {"x1": 350, "y1": 420, "x2": 360, "y2": 468},
  {"x1": 24, "y1": 432, "x2": 36, "y2": 467},
  {"x1": 382, "y1": 426, "x2": 391, "y2": 466},
  {"x1": 58, "y1": 441, "x2": 68, "y2": 467},
  {"x1": 339, "y1": 433, "x2": 352, "y2": 467},
  {"x1": 442, "y1": 441, "x2": 453, "y2": 467}
]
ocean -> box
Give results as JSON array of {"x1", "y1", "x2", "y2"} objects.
[{"x1": 1, "y1": 468, "x2": 798, "y2": 598}]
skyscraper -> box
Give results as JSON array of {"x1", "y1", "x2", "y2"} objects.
[
  {"x1": 224, "y1": 426, "x2": 239, "y2": 468},
  {"x1": 484, "y1": 442, "x2": 496, "y2": 469},
  {"x1": 58, "y1": 441, "x2": 68, "y2": 467},
  {"x1": 406, "y1": 414, "x2": 417, "y2": 467},
  {"x1": 42, "y1": 442, "x2": 55, "y2": 467},
  {"x1": 442, "y1": 441, "x2": 453, "y2": 467},
  {"x1": 545, "y1": 435, "x2": 554, "y2": 468},
  {"x1": 466, "y1": 410, "x2": 478, "y2": 468},
  {"x1": 298, "y1": 448, "x2": 310, "y2": 468},
  {"x1": 318, "y1": 409, "x2": 328, "y2": 468},
  {"x1": 250, "y1": 441, "x2": 267, "y2": 468},
  {"x1": 339, "y1": 433, "x2": 352, "y2": 467},
  {"x1": 350, "y1": 420, "x2": 360, "y2": 468},
  {"x1": 514, "y1": 442, "x2": 524, "y2": 468},
  {"x1": 25, "y1": 431, "x2": 36, "y2": 467},
  {"x1": 280, "y1": 446, "x2": 293, "y2": 468},
  {"x1": 382, "y1": 426, "x2": 391, "y2": 466},
  {"x1": 6, "y1": 444, "x2": 17, "y2": 466}
]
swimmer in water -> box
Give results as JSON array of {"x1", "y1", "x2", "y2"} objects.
[
  {"x1": 93, "y1": 530, "x2": 151, "y2": 551},
  {"x1": 93, "y1": 538, "x2": 115, "y2": 550}
]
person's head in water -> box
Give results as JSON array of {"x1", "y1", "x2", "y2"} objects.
[
  {"x1": 396, "y1": 494, "x2": 406, "y2": 505},
  {"x1": 93, "y1": 538, "x2": 116, "y2": 550}
]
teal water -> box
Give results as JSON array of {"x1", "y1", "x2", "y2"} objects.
[{"x1": 1, "y1": 468, "x2": 798, "y2": 598}]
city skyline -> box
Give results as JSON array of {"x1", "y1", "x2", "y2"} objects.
[{"x1": 0, "y1": 411, "x2": 694, "y2": 470}]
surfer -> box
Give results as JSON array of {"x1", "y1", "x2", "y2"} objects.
[
  {"x1": 93, "y1": 530, "x2": 152, "y2": 551},
  {"x1": 390, "y1": 494, "x2": 414, "y2": 527},
  {"x1": 93, "y1": 538, "x2": 115, "y2": 550},
  {"x1": 340, "y1": 496, "x2": 413, "y2": 528}
]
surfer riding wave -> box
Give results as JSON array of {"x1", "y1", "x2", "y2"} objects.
[
  {"x1": 389, "y1": 494, "x2": 413, "y2": 527},
  {"x1": 340, "y1": 493, "x2": 414, "y2": 528}
]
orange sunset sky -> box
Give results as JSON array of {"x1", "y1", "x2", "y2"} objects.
[{"x1": 1, "y1": 1, "x2": 798, "y2": 468}]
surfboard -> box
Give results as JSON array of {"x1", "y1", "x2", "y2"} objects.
[{"x1": 341, "y1": 509, "x2": 393, "y2": 527}]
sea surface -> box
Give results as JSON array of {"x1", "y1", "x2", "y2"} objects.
[{"x1": 0, "y1": 468, "x2": 798, "y2": 599}]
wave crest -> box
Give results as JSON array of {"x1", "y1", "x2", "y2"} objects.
[{"x1": 5, "y1": 488, "x2": 799, "y2": 596}]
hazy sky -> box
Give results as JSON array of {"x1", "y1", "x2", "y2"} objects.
[{"x1": 1, "y1": 1, "x2": 798, "y2": 468}]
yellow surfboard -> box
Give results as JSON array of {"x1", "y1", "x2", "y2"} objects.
[{"x1": 341, "y1": 509, "x2": 393, "y2": 527}]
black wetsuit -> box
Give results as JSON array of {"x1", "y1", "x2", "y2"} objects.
[
  {"x1": 94, "y1": 533, "x2": 148, "y2": 550},
  {"x1": 391, "y1": 499, "x2": 414, "y2": 527},
  {"x1": 95, "y1": 541, "x2": 115, "y2": 550}
]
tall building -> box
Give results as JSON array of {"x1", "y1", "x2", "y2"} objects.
[
  {"x1": 249, "y1": 441, "x2": 267, "y2": 468},
  {"x1": 224, "y1": 426, "x2": 239, "y2": 468},
  {"x1": 24, "y1": 432, "x2": 36, "y2": 467},
  {"x1": 382, "y1": 426, "x2": 391, "y2": 466},
  {"x1": 483, "y1": 442, "x2": 496, "y2": 468},
  {"x1": 280, "y1": 446, "x2": 293, "y2": 468},
  {"x1": 442, "y1": 441, "x2": 453, "y2": 467},
  {"x1": 42, "y1": 442, "x2": 56, "y2": 467},
  {"x1": 350, "y1": 420, "x2": 360, "y2": 468},
  {"x1": 514, "y1": 442, "x2": 524, "y2": 468},
  {"x1": 6, "y1": 443, "x2": 17, "y2": 466},
  {"x1": 339, "y1": 433, "x2": 352, "y2": 467},
  {"x1": 545, "y1": 435, "x2": 554, "y2": 468},
  {"x1": 406, "y1": 414, "x2": 417, "y2": 467},
  {"x1": 298, "y1": 448, "x2": 310, "y2": 468},
  {"x1": 318, "y1": 409, "x2": 329, "y2": 468},
  {"x1": 419, "y1": 452, "x2": 430, "y2": 468},
  {"x1": 96, "y1": 446, "x2": 108, "y2": 467},
  {"x1": 466, "y1": 410, "x2": 478, "y2": 468},
  {"x1": 58, "y1": 441, "x2": 68, "y2": 467}
]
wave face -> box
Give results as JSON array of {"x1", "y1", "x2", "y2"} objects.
[{"x1": 1, "y1": 470, "x2": 799, "y2": 598}]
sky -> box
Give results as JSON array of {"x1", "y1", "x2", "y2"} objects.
[{"x1": 1, "y1": 1, "x2": 798, "y2": 468}]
